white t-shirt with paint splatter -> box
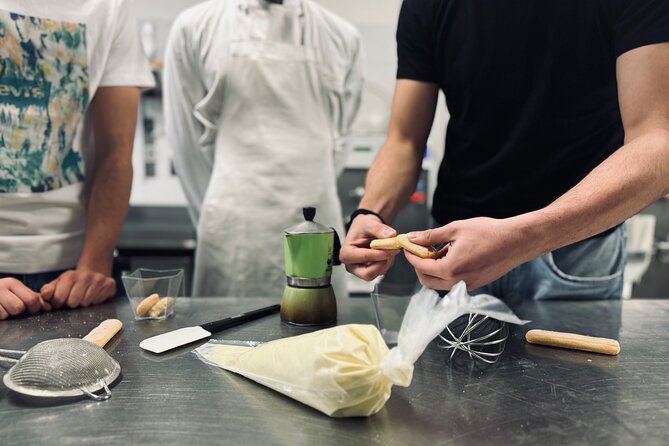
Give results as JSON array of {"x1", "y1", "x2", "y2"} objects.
[{"x1": 0, "y1": 0, "x2": 154, "y2": 274}]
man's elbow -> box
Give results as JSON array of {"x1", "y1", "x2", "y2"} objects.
[
  {"x1": 649, "y1": 127, "x2": 669, "y2": 196},
  {"x1": 661, "y1": 128, "x2": 669, "y2": 195},
  {"x1": 628, "y1": 126, "x2": 669, "y2": 150},
  {"x1": 656, "y1": 127, "x2": 669, "y2": 147},
  {"x1": 649, "y1": 126, "x2": 669, "y2": 157}
]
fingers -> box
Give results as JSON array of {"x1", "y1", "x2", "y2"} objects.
[
  {"x1": 8, "y1": 280, "x2": 42, "y2": 314},
  {"x1": 408, "y1": 223, "x2": 456, "y2": 246},
  {"x1": 42, "y1": 271, "x2": 117, "y2": 310},
  {"x1": 83, "y1": 281, "x2": 103, "y2": 307},
  {"x1": 404, "y1": 250, "x2": 447, "y2": 277},
  {"x1": 52, "y1": 273, "x2": 75, "y2": 309},
  {"x1": 85, "y1": 277, "x2": 116, "y2": 306},
  {"x1": 347, "y1": 214, "x2": 396, "y2": 240},
  {"x1": 341, "y1": 250, "x2": 396, "y2": 278},
  {"x1": 93, "y1": 278, "x2": 117, "y2": 305},
  {"x1": 340, "y1": 215, "x2": 400, "y2": 282},
  {"x1": 66, "y1": 279, "x2": 90, "y2": 309},
  {"x1": 404, "y1": 250, "x2": 460, "y2": 290},
  {"x1": 40, "y1": 297, "x2": 52, "y2": 312},
  {"x1": 343, "y1": 247, "x2": 398, "y2": 265},
  {"x1": 346, "y1": 256, "x2": 396, "y2": 282},
  {"x1": 0, "y1": 278, "x2": 41, "y2": 319},
  {"x1": 340, "y1": 245, "x2": 398, "y2": 282},
  {"x1": 0, "y1": 289, "x2": 26, "y2": 317},
  {"x1": 368, "y1": 220, "x2": 397, "y2": 240},
  {"x1": 40, "y1": 281, "x2": 56, "y2": 301}
]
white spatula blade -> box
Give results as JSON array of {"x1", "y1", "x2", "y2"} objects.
[{"x1": 140, "y1": 326, "x2": 212, "y2": 354}]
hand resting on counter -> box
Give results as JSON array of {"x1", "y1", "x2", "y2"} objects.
[
  {"x1": 40, "y1": 269, "x2": 116, "y2": 310},
  {"x1": 0, "y1": 278, "x2": 51, "y2": 320},
  {"x1": 0, "y1": 268, "x2": 116, "y2": 320}
]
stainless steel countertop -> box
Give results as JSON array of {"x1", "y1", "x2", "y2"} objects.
[{"x1": 1, "y1": 297, "x2": 668, "y2": 446}]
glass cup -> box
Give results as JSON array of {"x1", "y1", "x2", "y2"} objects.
[
  {"x1": 122, "y1": 268, "x2": 184, "y2": 320},
  {"x1": 370, "y1": 282, "x2": 420, "y2": 346}
]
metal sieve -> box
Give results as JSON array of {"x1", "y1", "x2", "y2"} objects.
[{"x1": 0, "y1": 338, "x2": 121, "y2": 400}]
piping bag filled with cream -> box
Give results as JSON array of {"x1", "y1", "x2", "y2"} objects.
[{"x1": 194, "y1": 282, "x2": 528, "y2": 417}]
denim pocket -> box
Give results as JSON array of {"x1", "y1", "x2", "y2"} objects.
[{"x1": 542, "y1": 225, "x2": 626, "y2": 284}]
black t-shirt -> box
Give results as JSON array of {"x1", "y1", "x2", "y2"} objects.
[{"x1": 397, "y1": 0, "x2": 669, "y2": 225}]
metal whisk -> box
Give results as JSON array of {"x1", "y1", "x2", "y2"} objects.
[
  {"x1": 438, "y1": 313, "x2": 508, "y2": 364},
  {"x1": 0, "y1": 338, "x2": 121, "y2": 400}
]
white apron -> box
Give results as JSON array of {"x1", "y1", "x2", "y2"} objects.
[{"x1": 192, "y1": 1, "x2": 347, "y2": 298}]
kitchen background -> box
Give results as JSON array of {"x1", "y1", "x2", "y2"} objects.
[{"x1": 116, "y1": 0, "x2": 669, "y2": 297}]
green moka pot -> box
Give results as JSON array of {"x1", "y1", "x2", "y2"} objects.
[{"x1": 281, "y1": 207, "x2": 339, "y2": 326}]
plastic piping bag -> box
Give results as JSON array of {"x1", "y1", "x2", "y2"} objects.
[{"x1": 194, "y1": 281, "x2": 529, "y2": 417}]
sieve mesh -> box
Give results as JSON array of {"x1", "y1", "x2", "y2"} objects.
[{"x1": 6, "y1": 338, "x2": 120, "y2": 397}]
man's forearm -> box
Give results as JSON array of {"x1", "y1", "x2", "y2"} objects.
[
  {"x1": 358, "y1": 80, "x2": 438, "y2": 224},
  {"x1": 521, "y1": 128, "x2": 669, "y2": 258},
  {"x1": 359, "y1": 139, "x2": 424, "y2": 223},
  {"x1": 77, "y1": 155, "x2": 133, "y2": 275}
]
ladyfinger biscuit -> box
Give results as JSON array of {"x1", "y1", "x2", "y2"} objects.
[
  {"x1": 396, "y1": 234, "x2": 439, "y2": 259},
  {"x1": 370, "y1": 237, "x2": 402, "y2": 250},
  {"x1": 136, "y1": 293, "x2": 160, "y2": 317},
  {"x1": 83, "y1": 319, "x2": 123, "y2": 347},
  {"x1": 148, "y1": 297, "x2": 176, "y2": 318},
  {"x1": 526, "y1": 329, "x2": 621, "y2": 356}
]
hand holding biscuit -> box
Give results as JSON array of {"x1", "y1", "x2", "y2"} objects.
[
  {"x1": 339, "y1": 214, "x2": 400, "y2": 282},
  {"x1": 404, "y1": 217, "x2": 533, "y2": 291}
]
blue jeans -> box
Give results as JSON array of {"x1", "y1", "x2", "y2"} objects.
[
  {"x1": 0, "y1": 271, "x2": 65, "y2": 292},
  {"x1": 472, "y1": 224, "x2": 626, "y2": 309}
]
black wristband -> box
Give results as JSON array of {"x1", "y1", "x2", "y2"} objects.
[{"x1": 345, "y1": 209, "x2": 385, "y2": 233}]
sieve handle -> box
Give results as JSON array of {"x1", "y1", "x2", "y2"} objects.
[
  {"x1": 0, "y1": 354, "x2": 19, "y2": 367},
  {"x1": 81, "y1": 380, "x2": 112, "y2": 401},
  {"x1": 0, "y1": 349, "x2": 26, "y2": 358}
]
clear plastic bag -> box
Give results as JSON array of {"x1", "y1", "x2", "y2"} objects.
[{"x1": 194, "y1": 281, "x2": 528, "y2": 417}]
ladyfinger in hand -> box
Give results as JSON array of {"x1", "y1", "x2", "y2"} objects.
[
  {"x1": 370, "y1": 237, "x2": 402, "y2": 250},
  {"x1": 396, "y1": 234, "x2": 439, "y2": 259}
]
